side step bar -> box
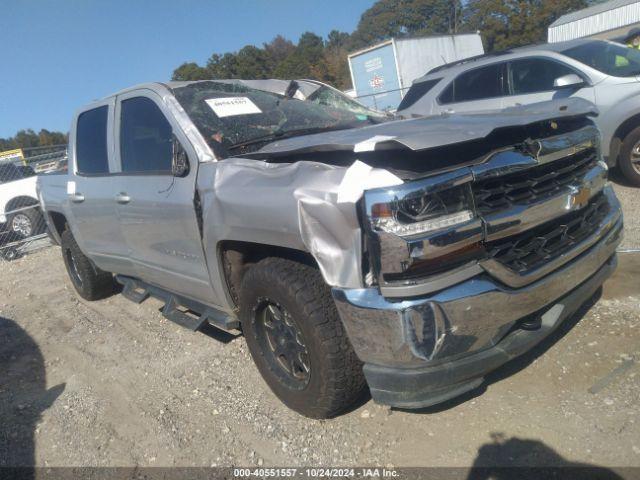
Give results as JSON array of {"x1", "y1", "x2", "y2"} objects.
[{"x1": 115, "y1": 275, "x2": 240, "y2": 332}]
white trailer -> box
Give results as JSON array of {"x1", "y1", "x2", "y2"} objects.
[{"x1": 347, "y1": 33, "x2": 484, "y2": 110}]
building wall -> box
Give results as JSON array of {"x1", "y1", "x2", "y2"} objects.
[
  {"x1": 587, "y1": 23, "x2": 640, "y2": 40},
  {"x1": 549, "y1": 2, "x2": 640, "y2": 42}
]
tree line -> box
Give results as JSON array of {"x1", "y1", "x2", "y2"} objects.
[
  {"x1": 0, "y1": 129, "x2": 68, "y2": 154},
  {"x1": 172, "y1": 0, "x2": 590, "y2": 89}
]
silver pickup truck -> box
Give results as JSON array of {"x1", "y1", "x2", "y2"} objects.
[{"x1": 38, "y1": 79, "x2": 623, "y2": 418}]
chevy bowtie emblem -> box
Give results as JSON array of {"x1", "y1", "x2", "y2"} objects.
[{"x1": 569, "y1": 185, "x2": 591, "y2": 208}]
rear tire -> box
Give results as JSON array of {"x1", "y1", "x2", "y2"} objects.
[
  {"x1": 60, "y1": 228, "x2": 115, "y2": 300},
  {"x1": 618, "y1": 126, "x2": 640, "y2": 187},
  {"x1": 239, "y1": 257, "x2": 367, "y2": 419}
]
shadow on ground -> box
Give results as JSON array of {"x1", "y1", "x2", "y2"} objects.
[
  {"x1": 467, "y1": 433, "x2": 624, "y2": 479},
  {"x1": 0, "y1": 316, "x2": 64, "y2": 470}
]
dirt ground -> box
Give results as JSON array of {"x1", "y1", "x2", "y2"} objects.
[{"x1": 1, "y1": 184, "x2": 639, "y2": 472}]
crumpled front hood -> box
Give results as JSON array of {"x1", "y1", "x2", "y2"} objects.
[{"x1": 245, "y1": 98, "x2": 598, "y2": 159}]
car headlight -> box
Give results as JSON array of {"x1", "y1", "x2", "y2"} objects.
[
  {"x1": 370, "y1": 184, "x2": 475, "y2": 238},
  {"x1": 362, "y1": 171, "x2": 485, "y2": 284}
]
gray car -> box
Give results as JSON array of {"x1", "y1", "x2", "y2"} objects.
[{"x1": 397, "y1": 38, "x2": 640, "y2": 186}]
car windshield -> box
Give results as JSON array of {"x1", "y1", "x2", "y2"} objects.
[
  {"x1": 171, "y1": 81, "x2": 388, "y2": 157},
  {"x1": 562, "y1": 40, "x2": 640, "y2": 77},
  {"x1": 305, "y1": 84, "x2": 386, "y2": 118}
]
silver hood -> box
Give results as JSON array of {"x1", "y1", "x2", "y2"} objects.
[{"x1": 245, "y1": 98, "x2": 598, "y2": 158}]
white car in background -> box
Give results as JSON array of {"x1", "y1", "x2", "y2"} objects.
[{"x1": 0, "y1": 163, "x2": 45, "y2": 239}]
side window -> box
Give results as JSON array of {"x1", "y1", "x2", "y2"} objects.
[
  {"x1": 398, "y1": 78, "x2": 441, "y2": 110},
  {"x1": 440, "y1": 63, "x2": 504, "y2": 104},
  {"x1": 120, "y1": 97, "x2": 173, "y2": 173},
  {"x1": 76, "y1": 106, "x2": 109, "y2": 175},
  {"x1": 510, "y1": 58, "x2": 577, "y2": 94}
]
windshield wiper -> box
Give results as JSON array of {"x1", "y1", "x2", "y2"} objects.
[{"x1": 228, "y1": 125, "x2": 352, "y2": 153}]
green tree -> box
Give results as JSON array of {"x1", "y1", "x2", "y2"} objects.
[
  {"x1": 0, "y1": 128, "x2": 68, "y2": 152},
  {"x1": 264, "y1": 35, "x2": 296, "y2": 64},
  {"x1": 317, "y1": 30, "x2": 352, "y2": 89},
  {"x1": 350, "y1": 0, "x2": 463, "y2": 49},
  {"x1": 206, "y1": 53, "x2": 239, "y2": 78},
  {"x1": 172, "y1": 62, "x2": 210, "y2": 81},
  {"x1": 37, "y1": 129, "x2": 67, "y2": 146},
  {"x1": 13, "y1": 129, "x2": 40, "y2": 149},
  {"x1": 464, "y1": 0, "x2": 588, "y2": 51},
  {"x1": 235, "y1": 45, "x2": 273, "y2": 78},
  {"x1": 274, "y1": 32, "x2": 325, "y2": 78}
]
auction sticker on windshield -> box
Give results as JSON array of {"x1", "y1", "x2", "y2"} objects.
[{"x1": 205, "y1": 97, "x2": 262, "y2": 117}]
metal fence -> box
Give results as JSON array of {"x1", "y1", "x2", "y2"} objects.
[{"x1": 0, "y1": 203, "x2": 51, "y2": 262}]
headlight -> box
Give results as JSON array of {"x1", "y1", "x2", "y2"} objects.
[
  {"x1": 370, "y1": 184, "x2": 475, "y2": 238},
  {"x1": 362, "y1": 171, "x2": 485, "y2": 285}
]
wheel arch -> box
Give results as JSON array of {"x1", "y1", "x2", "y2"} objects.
[
  {"x1": 608, "y1": 112, "x2": 640, "y2": 166},
  {"x1": 217, "y1": 240, "x2": 318, "y2": 309},
  {"x1": 5, "y1": 195, "x2": 39, "y2": 214},
  {"x1": 45, "y1": 210, "x2": 68, "y2": 244}
]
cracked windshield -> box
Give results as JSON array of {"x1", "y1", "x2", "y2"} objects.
[{"x1": 172, "y1": 80, "x2": 389, "y2": 157}]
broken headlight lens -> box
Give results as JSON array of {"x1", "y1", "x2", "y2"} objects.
[{"x1": 371, "y1": 185, "x2": 475, "y2": 237}]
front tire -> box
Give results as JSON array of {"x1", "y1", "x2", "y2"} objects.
[
  {"x1": 60, "y1": 228, "x2": 115, "y2": 300},
  {"x1": 239, "y1": 257, "x2": 367, "y2": 419},
  {"x1": 618, "y1": 126, "x2": 640, "y2": 187}
]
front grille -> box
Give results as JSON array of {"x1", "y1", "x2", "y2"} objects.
[
  {"x1": 487, "y1": 193, "x2": 609, "y2": 273},
  {"x1": 473, "y1": 149, "x2": 598, "y2": 215}
]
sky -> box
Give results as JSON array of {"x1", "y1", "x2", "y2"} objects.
[{"x1": 0, "y1": 0, "x2": 376, "y2": 138}]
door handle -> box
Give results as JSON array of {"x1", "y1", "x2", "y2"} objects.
[
  {"x1": 69, "y1": 193, "x2": 85, "y2": 203},
  {"x1": 444, "y1": 108, "x2": 455, "y2": 114},
  {"x1": 115, "y1": 193, "x2": 131, "y2": 204}
]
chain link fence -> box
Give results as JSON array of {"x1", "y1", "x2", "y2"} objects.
[
  {"x1": 0, "y1": 200, "x2": 52, "y2": 262},
  {"x1": 0, "y1": 147, "x2": 66, "y2": 263}
]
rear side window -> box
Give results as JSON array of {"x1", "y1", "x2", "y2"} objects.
[
  {"x1": 509, "y1": 58, "x2": 577, "y2": 94},
  {"x1": 439, "y1": 63, "x2": 504, "y2": 104},
  {"x1": 398, "y1": 79, "x2": 441, "y2": 110},
  {"x1": 76, "y1": 106, "x2": 109, "y2": 175},
  {"x1": 120, "y1": 97, "x2": 173, "y2": 174}
]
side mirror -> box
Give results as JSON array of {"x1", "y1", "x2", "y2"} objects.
[
  {"x1": 171, "y1": 135, "x2": 190, "y2": 177},
  {"x1": 553, "y1": 73, "x2": 585, "y2": 89}
]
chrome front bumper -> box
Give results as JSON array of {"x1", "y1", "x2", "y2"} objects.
[{"x1": 332, "y1": 194, "x2": 623, "y2": 408}]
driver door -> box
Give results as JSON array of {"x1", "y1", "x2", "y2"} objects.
[{"x1": 113, "y1": 90, "x2": 215, "y2": 304}]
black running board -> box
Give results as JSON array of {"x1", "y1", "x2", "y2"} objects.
[{"x1": 115, "y1": 275, "x2": 240, "y2": 332}]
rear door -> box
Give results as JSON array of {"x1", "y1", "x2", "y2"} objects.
[
  {"x1": 113, "y1": 90, "x2": 215, "y2": 304},
  {"x1": 502, "y1": 57, "x2": 595, "y2": 107},
  {"x1": 67, "y1": 101, "x2": 134, "y2": 275},
  {"x1": 433, "y1": 62, "x2": 507, "y2": 114}
]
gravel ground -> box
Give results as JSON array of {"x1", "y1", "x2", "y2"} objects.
[{"x1": 0, "y1": 186, "x2": 639, "y2": 472}]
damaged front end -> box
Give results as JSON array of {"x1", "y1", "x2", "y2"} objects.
[
  {"x1": 173, "y1": 81, "x2": 620, "y2": 408},
  {"x1": 331, "y1": 110, "x2": 622, "y2": 408}
]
